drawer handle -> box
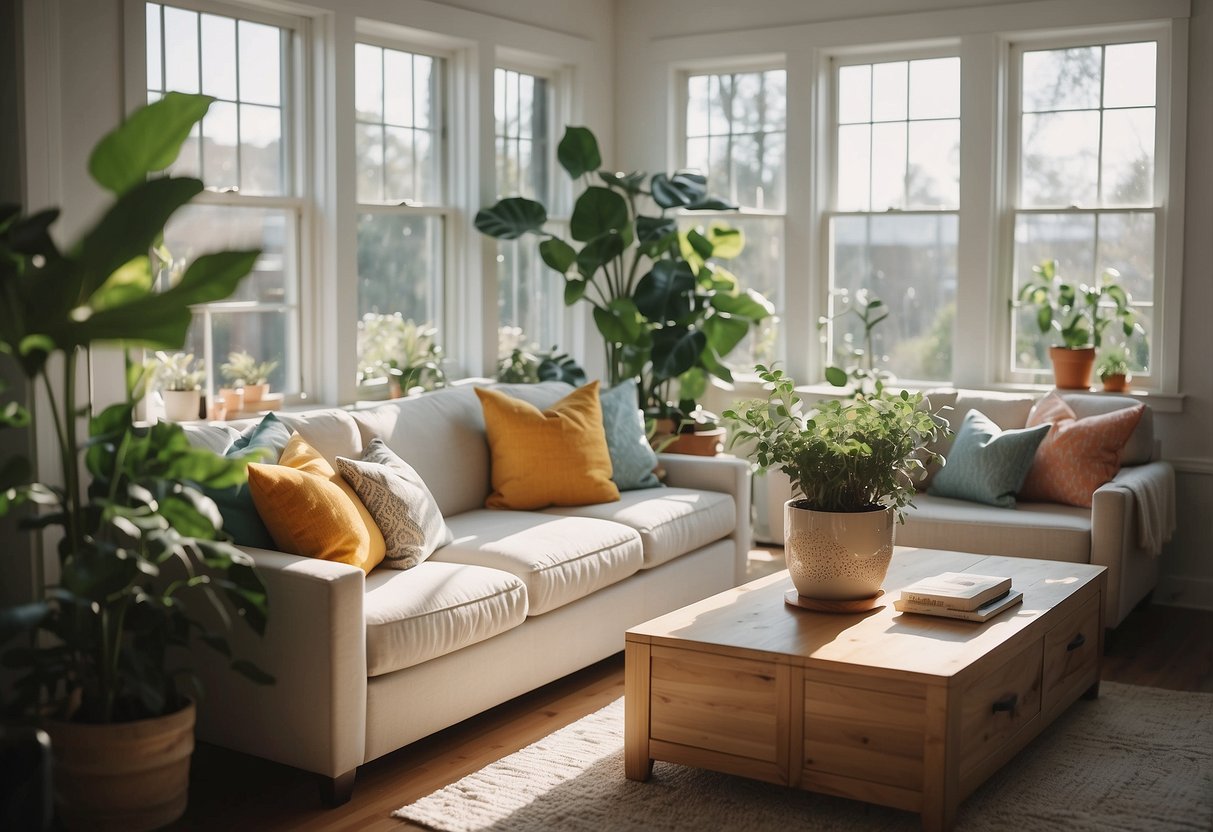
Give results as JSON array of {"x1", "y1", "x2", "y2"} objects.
[
  {"x1": 1067, "y1": 632, "x2": 1087, "y2": 652},
  {"x1": 991, "y1": 693, "x2": 1018, "y2": 714}
]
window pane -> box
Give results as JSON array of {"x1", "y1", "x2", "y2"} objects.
[
  {"x1": 413, "y1": 55, "x2": 434, "y2": 130},
  {"x1": 384, "y1": 126, "x2": 414, "y2": 203},
  {"x1": 836, "y1": 124, "x2": 871, "y2": 211},
  {"x1": 357, "y1": 213, "x2": 443, "y2": 323},
  {"x1": 838, "y1": 64, "x2": 871, "y2": 124},
  {"x1": 687, "y1": 75, "x2": 709, "y2": 136},
  {"x1": 357, "y1": 123, "x2": 383, "y2": 203},
  {"x1": 1020, "y1": 110, "x2": 1100, "y2": 206},
  {"x1": 871, "y1": 61, "x2": 907, "y2": 122},
  {"x1": 184, "y1": 309, "x2": 292, "y2": 393},
  {"x1": 732, "y1": 133, "x2": 763, "y2": 209},
  {"x1": 201, "y1": 99, "x2": 238, "y2": 190},
  {"x1": 146, "y1": 4, "x2": 162, "y2": 91},
  {"x1": 163, "y1": 204, "x2": 293, "y2": 305},
  {"x1": 163, "y1": 6, "x2": 199, "y2": 93},
  {"x1": 1101, "y1": 108, "x2": 1155, "y2": 206},
  {"x1": 763, "y1": 70, "x2": 787, "y2": 132},
  {"x1": 494, "y1": 68, "x2": 506, "y2": 136},
  {"x1": 734, "y1": 72, "x2": 763, "y2": 132},
  {"x1": 496, "y1": 68, "x2": 548, "y2": 202},
  {"x1": 498, "y1": 237, "x2": 563, "y2": 352},
  {"x1": 687, "y1": 136, "x2": 709, "y2": 174},
  {"x1": 200, "y1": 14, "x2": 237, "y2": 100},
  {"x1": 870, "y1": 122, "x2": 907, "y2": 211},
  {"x1": 383, "y1": 48, "x2": 412, "y2": 126},
  {"x1": 1022, "y1": 47, "x2": 1101, "y2": 112},
  {"x1": 518, "y1": 72, "x2": 534, "y2": 138},
  {"x1": 415, "y1": 129, "x2": 437, "y2": 204},
  {"x1": 830, "y1": 214, "x2": 957, "y2": 382},
  {"x1": 1095, "y1": 212, "x2": 1155, "y2": 307},
  {"x1": 709, "y1": 74, "x2": 732, "y2": 134},
  {"x1": 907, "y1": 119, "x2": 960, "y2": 208},
  {"x1": 237, "y1": 20, "x2": 280, "y2": 107},
  {"x1": 168, "y1": 123, "x2": 201, "y2": 178},
  {"x1": 238, "y1": 103, "x2": 283, "y2": 195},
  {"x1": 355, "y1": 43, "x2": 383, "y2": 121},
  {"x1": 909, "y1": 57, "x2": 960, "y2": 120},
  {"x1": 1104, "y1": 42, "x2": 1156, "y2": 108},
  {"x1": 761, "y1": 130, "x2": 786, "y2": 212}
]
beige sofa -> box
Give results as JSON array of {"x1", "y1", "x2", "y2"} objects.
[{"x1": 185, "y1": 382, "x2": 750, "y2": 802}]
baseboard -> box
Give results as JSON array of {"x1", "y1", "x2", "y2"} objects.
[{"x1": 1153, "y1": 574, "x2": 1213, "y2": 611}]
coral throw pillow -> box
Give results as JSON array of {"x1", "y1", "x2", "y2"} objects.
[
  {"x1": 248, "y1": 433, "x2": 387, "y2": 573},
  {"x1": 476, "y1": 381, "x2": 620, "y2": 510},
  {"x1": 1019, "y1": 392, "x2": 1145, "y2": 508}
]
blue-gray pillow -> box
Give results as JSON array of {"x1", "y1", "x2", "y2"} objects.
[
  {"x1": 599, "y1": 380, "x2": 661, "y2": 491},
  {"x1": 207, "y1": 413, "x2": 293, "y2": 547},
  {"x1": 928, "y1": 409, "x2": 1051, "y2": 508}
]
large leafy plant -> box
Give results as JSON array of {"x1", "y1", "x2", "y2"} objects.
[
  {"x1": 725, "y1": 366, "x2": 950, "y2": 520},
  {"x1": 475, "y1": 126, "x2": 772, "y2": 415},
  {"x1": 1018, "y1": 258, "x2": 1142, "y2": 350},
  {"x1": 0, "y1": 93, "x2": 272, "y2": 724}
]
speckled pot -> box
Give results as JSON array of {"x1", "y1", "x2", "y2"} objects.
[{"x1": 784, "y1": 502, "x2": 895, "y2": 601}]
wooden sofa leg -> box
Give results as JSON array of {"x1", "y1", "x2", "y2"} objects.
[{"x1": 320, "y1": 770, "x2": 357, "y2": 807}]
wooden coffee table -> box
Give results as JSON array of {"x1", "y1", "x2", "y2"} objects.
[{"x1": 625, "y1": 547, "x2": 1105, "y2": 831}]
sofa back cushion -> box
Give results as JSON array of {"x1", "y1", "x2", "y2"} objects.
[
  {"x1": 1060, "y1": 393, "x2": 1154, "y2": 465},
  {"x1": 350, "y1": 382, "x2": 573, "y2": 517}
]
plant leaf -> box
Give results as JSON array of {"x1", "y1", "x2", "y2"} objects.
[
  {"x1": 649, "y1": 326, "x2": 706, "y2": 381},
  {"x1": 569, "y1": 187, "x2": 629, "y2": 242},
  {"x1": 711, "y1": 289, "x2": 773, "y2": 322},
  {"x1": 474, "y1": 198, "x2": 547, "y2": 240},
  {"x1": 538, "y1": 238, "x2": 577, "y2": 275},
  {"x1": 557, "y1": 126, "x2": 602, "y2": 179},
  {"x1": 649, "y1": 171, "x2": 707, "y2": 209},
  {"x1": 634, "y1": 260, "x2": 696, "y2": 323},
  {"x1": 88, "y1": 92, "x2": 214, "y2": 195}
]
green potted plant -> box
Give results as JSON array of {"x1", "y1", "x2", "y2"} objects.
[
  {"x1": 1096, "y1": 347, "x2": 1133, "y2": 393},
  {"x1": 820, "y1": 289, "x2": 893, "y2": 395},
  {"x1": 474, "y1": 126, "x2": 772, "y2": 419},
  {"x1": 0, "y1": 93, "x2": 272, "y2": 830},
  {"x1": 155, "y1": 351, "x2": 205, "y2": 421},
  {"x1": 220, "y1": 350, "x2": 279, "y2": 404},
  {"x1": 725, "y1": 365, "x2": 949, "y2": 606},
  {"x1": 1017, "y1": 259, "x2": 1141, "y2": 389},
  {"x1": 356, "y1": 313, "x2": 447, "y2": 399}
]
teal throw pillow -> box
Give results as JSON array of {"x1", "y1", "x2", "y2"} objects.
[
  {"x1": 928, "y1": 409, "x2": 1051, "y2": 508},
  {"x1": 599, "y1": 380, "x2": 661, "y2": 491},
  {"x1": 207, "y1": 413, "x2": 293, "y2": 548}
]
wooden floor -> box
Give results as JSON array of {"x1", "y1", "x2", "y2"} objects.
[{"x1": 173, "y1": 548, "x2": 1213, "y2": 831}]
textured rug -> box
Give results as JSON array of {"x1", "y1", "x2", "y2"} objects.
[{"x1": 394, "y1": 682, "x2": 1213, "y2": 832}]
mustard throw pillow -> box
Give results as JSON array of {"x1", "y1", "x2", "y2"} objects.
[
  {"x1": 476, "y1": 381, "x2": 620, "y2": 510},
  {"x1": 247, "y1": 433, "x2": 387, "y2": 573}
]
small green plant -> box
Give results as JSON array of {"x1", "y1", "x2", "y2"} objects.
[
  {"x1": 724, "y1": 365, "x2": 950, "y2": 520},
  {"x1": 495, "y1": 327, "x2": 587, "y2": 387},
  {"x1": 356, "y1": 313, "x2": 446, "y2": 394},
  {"x1": 220, "y1": 350, "x2": 278, "y2": 386},
  {"x1": 1018, "y1": 259, "x2": 1141, "y2": 350},
  {"x1": 820, "y1": 289, "x2": 891, "y2": 395},
  {"x1": 154, "y1": 351, "x2": 205, "y2": 391},
  {"x1": 1096, "y1": 348, "x2": 1131, "y2": 381}
]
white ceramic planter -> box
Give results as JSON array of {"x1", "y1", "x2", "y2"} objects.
[
  {"x1": 162, "y1": 389, "x2": 200, "y2": 422},
  {"x1": 784, "y1": 501, "x2": 895, "y2": 600}
]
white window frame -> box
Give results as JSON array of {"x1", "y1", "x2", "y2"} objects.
[
  {"x1": 353, "y1": 36, "x2": 452, "y2": 346},
  {"x1": 1002, "y1": 24, "x2": 1176, "y2": 390},
  {"x1": 127, "y1": 0, "x2": 313, "y2": 402}
]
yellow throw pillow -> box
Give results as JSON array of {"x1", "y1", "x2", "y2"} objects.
[
  {"x1": 247, "y1": 433, "x2": 386, "y2": 573},
  {"x1": 475, "y1": 381, "x2": 620, "y2": 510}
]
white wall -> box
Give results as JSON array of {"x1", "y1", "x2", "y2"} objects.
[{"x1": 614, "y1": 0, "x2": 1213, "y2": 609}]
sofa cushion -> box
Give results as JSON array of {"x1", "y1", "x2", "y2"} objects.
[
  {"x1": 928, "y1": 410, "x2": 1051, "y2": 508},
  {"x1": 351, "y1": 382, "x2": 574, "y2": 517},
  {"x1": 364, "y1": 561, "x2": 528, "y2": 676},
  {"x1": 543, "y1": 487, "x2": 736, "y2": 569},
  {"x1": 277, "y1": 408, "x2": 363, "y2": 464},
  {"x1": 600, "y1": 380, "x2": 661, "y2": 491},
  {"x1": 248, "y1": 434, "x2": 387, "y2": 573},
  {"x1": 898, "y1": 493, "x2": 1091, "y2": 563},
  {"x1": 434, "y1": 510, "x2": 643, "y2": 615},
  {"x1": 204, "y1": 414, "x2": 292, "y2": 549},
  {"x1": 1062, "y1": 392, "x2": 1154, "y2": 465},
  {"x1": 336, "y1": 439, "x2": 453, "y2": 570},
  {"x1": 476, "y1": 382, "x2": 619, "y2": 510},
  {"x1": 1020, "y1": 392, "x2": 1145, "y2": 508}
]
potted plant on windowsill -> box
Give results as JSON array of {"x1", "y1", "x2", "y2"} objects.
[
  {"x1": 155, "y1": 351, "x2": 205, "y2": 422},
  {"x1": 1096, "y1": 347, "x2": 1133, "y2": 393},
  {"x1": 474, "y1": 126, "x2": 772, "y2": 418},
  {"x1": 0, "y1": 93, "x2": 272, "y2": 831},
  {"x1": 725, "y1": 365, "x2": 950, "y2": 608},
  {"x1": 220, "y1": 350, "x2": 279, "y2": 404},
  {"x1": 356, "y1": 313, "x2": 447, "y2": 399},
  {"x1": 1017, "y1": 259, "x2": 1142, "y2": 389}
]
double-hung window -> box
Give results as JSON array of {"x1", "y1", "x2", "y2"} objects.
[
  {"x1": 683, "y1": 67, "x2": 786, "y2": 369},
  {"x1": 147, "y1": 1, "x2": 304, "y2": 395},
  {"x1": 827, "y1": 54, "x2": 960, "y2": 383},
  {"x1": 494, "y1": 66, "x2": 564, "y2": 354},
  {"x1": 1008, "y1": 37, "x2": 1161, "y2": 381},
  {"x1": 354, "y1": 42, "x2": 447, "y2": 371}
]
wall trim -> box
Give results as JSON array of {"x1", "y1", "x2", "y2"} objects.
[
  {"x1": 1171, "y1": 457, "x2": 1213, "y2": 475},
  {"x1": 1154, "y1": 574, "x2": 1213, "y2": 612}
]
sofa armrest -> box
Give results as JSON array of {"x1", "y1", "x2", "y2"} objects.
[
  {"x1": 192, "y1": 548, "x2": 368, "y2": 779},
  {"x1": 1090, "y1": 461, "x2": 1169, "y2": 627},
  {"x1": 658, "y1": 453, "x2": 752, "y2": 585}
]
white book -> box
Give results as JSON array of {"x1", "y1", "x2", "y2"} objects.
[
  {"x1": 899, "y1": 572, "x2": 1013, "y2": 612},
  {"x1": 894, "y1": 589, "x2": 1025, "y2": 622}
]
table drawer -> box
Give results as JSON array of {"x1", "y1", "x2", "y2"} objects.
[
  {"x1": 649, "y1": 647, "x2": 779, "y2": 763},
  {"x1": 959, "y1": 637, "x2": 1043, "y2": 775},
  {"x1": 1043, "y1": 593, "x2": 1100, "y2": 711}
]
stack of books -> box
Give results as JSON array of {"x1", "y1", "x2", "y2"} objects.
[{"x1": 893, "y1": 572, "x2": 1023, "y2": 622}]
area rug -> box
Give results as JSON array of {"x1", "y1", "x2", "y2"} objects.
[{"x1": 394, "y1": 682, "x2": 1212, "y2": 831}]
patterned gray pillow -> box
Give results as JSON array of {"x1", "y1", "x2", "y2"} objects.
[
  {"x1": 336, "y1": 438, "x2": 453, "y2": 569},
  {"x1": 600, "y1": 380, "x2": 661, "y2": 491}
]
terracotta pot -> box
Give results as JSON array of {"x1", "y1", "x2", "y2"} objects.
[
  {"x1": 161, "y1": 389, "x2": 201, "y2": 422},
  {"x1": 219, "y1": 387, "x2": 245, "y2": 414},
  {"x1": 664, "y1": 427, "x2": 726, "y2": 456},
  {"x1": 243, "y1": 382, "x2": 269, "y2": 403},
  {"x1": 784, "y1": 502, "x2": 895, "y2": 601},
  {"x1": 1048, "y1": 346, "x2": 1096, "y2": 390},
  {"x1": 1101, "y1": 373, "x2": 1130, "y2": 393},
  {"x1": 46, "y1": 701, "x2": 195, "y2": 831}
]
